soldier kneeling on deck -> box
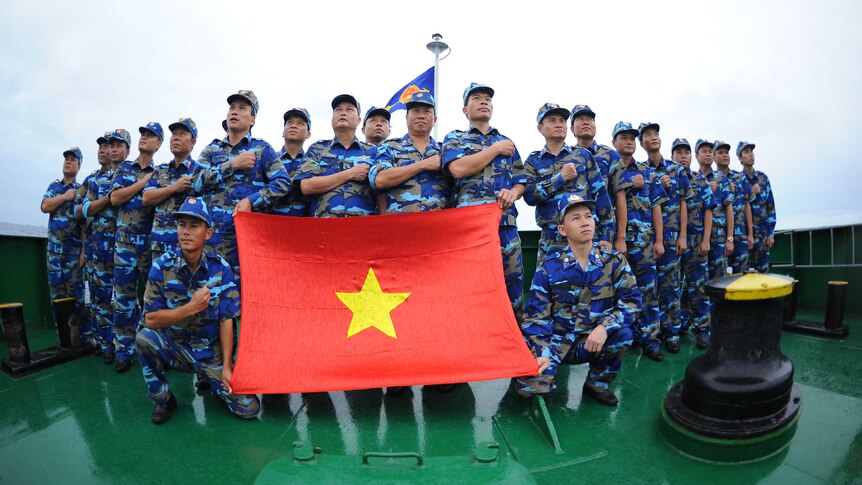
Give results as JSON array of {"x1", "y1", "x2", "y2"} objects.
[
  {"x1": 136, "y1": 197, "x2": 260, "y2": 424},
  {"x1": 518, "y1": 194, "x2": 642, "y2": 406}
]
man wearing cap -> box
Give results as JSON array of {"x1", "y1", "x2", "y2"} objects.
[
  {"x1": 716, "y1": 140, "x2": 754, "y2": 274},
  {"x1": 193, "y1": 90, "x2": 290, "y2": 288},
  {"x1": 738, "y1": 141, "x2": 776, "y2": 273},
  {"x1": 81, "y1": 130, "x2": 124, "y2": 361},
  {"x1": 524, "y1": 103, "x2": 615, "y2": 262},
  {"x1": 107, "y1": 124, "x2": 160, "y2": 373},
  {"x1": 442, "y1": 83, "x2": 528, "y2": 319},
  {"x1": 41, "y1": 147, "x2": 91, "y2": 346},
  {"x1": 270, "y1": 108, "x2": 312, "y2": 217},
  {"x1": 137, "y1": 197, "x2": 260, "y2": 424},
  {"x1": 296, "y1": 94, "x2": 379, "y2": 217},
  {"x1": 570, "y1": 105, "x2": 621, "y2": 180},
  {"x1": 639, "y1": 123, "x2": 693, "y2": 353},
  {"x1": 696, "y1": 139, "x2": 735, "y2": 284},
  {"x1": 370, "y1": 92, "x2": 450, "y2": 213},
  {"x1": 362, "y1": 106, "x2": 392, "y2": 146},
  {"x1": 517, "y1": 194, "x2": 640, "y2": 406},
  {"x1": 671, "y1": 138, "x2": 716, "y2": 349},
  {"x1": 143, "y1": 118, "x2": 200, "y2": 263},
  {"x1": 609, "y1": 121, "x2": 668, "y2": 361}
]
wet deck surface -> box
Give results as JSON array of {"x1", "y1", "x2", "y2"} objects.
[{"x1": 1, "y1": 312, "x2": 860, "y2": 484}]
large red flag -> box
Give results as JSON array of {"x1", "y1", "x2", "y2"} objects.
[{"x1": 229, "y1": 204, "x2": 538, "y2": 394}]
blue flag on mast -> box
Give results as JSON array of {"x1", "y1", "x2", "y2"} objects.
[{"x1": 384, "y1": 66, "x2": 434, "y2": 113}]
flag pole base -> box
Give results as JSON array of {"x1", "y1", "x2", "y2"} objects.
[{"x1": 529, "y1": 396, "x2": 563, "y2": 453}]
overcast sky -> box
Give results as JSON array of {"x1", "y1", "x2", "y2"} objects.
[{"x1": 2, "y1": 0, "x2": 860, "y2": 232}]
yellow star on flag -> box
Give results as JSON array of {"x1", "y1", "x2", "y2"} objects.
[{"x1": 336, "y1": 268, "x2": 411, "y2": 339}]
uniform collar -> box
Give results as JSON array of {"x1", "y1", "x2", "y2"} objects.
[
  {"x1": 560, "y1": 244, "x2": 603, "y2": 270},
  {"x1": 329, "y1": 136, "x2": 361, "y2": 150},
  {"x1": 467, "y1": 125, "x2": 500, "y2": 136},
  {"x1": 221, "y1": 132, "x2": 252, "y2": 147},
  {"x1": 280, "y1": 147, "x2": 305, "y2": 161},
  {"x1": 176, "y1": 250, "x2": 209, "y2": 274},
  {"x1": 401, "y1": 134, "x2": 438, "y2": 150}
]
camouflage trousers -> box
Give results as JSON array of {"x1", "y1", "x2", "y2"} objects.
[
  {"x1": 517, "y1": 325, "x2": 634, "y2": 394},
  {"x1": 680, "y1": 235, "x2": 711, "y2": 337},
  {"x1": 136, "y1": 328, "x2": 260, "y2": 418},
  {"x1": 752, "y1": 226, "x2": 771, "y2": 273},
  {"x1": 46, "y1": 250, "x2": 91, "y2": 339},
  {"x1": 707, "y1": 236, "x2": 728, "y2": 281},
  {"x1": 728, "y1": 235, "x2": 750, "y2": 274},
  {"x1": 112, "y1": 240, "x2": 151, "y2": 363},
  {"x1": 626, "y1": 241, "x2": 660, "y2": 350},
  {"x1": 211, "y1": 232, "x2": 241, "y2": 293},
  {"x1": 500, "y1": 225, "x2": 524, "y2": 323},
  {"x1": 90, "y1": 249, "x2": 116, "y2": 353},
  {"x1": 656, "y1": 243, "x2": 682, "y2": 343},
  {"x1": 536, "y1": 227, "x2": 565, "y2": 264}
]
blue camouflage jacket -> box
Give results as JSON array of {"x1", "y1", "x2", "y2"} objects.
[
  {"x1": 370, "y1": 134, "x2": 451, "y2": 213},
  {"x1": 43, "y1": 179, "x2": 82, "y2": 254}
]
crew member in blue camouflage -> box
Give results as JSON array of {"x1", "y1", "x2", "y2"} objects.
[
  {"x1": 524, "y1": 103, "x2": 615, "y2": 262},
  {"x1": 640, "y1": 123, "x2": 693, "y2": 354},
  {"x1": 570, "y1": 104, "x2": 621, "y2": 180},
  {"x1": 137, "y1": 197, "x2": 260, "y2": 424},
  {"x1": 609, "y1": 122, "x2": 668, "y2": 361},
  {"x1": 41, "y1": 147, "x2": 91, "y2": 345},
  {"x1": 716, "y1": 140, "x2": 754, "y2": 274},
  {"x1": 442, "y1": 82, "x2": 527, "y2": 320},
  {"x1": 270, "y1": 108, "x2": 311, "y2": 216},
  {"x1": 671, "y1": 138, "x2": 716, "y2": 350},
  {"x1": 143, "y1": 118, "x2": 200, "y2": 262},
  {"x1": 518, "y1": 194, "x2": 640, "y2": 406},
  {"x1": 696, "y1": 139, "x2": 735, "y2": 281},
  {"x1": 109, "y1": 124, "x2": 160, "y2": 373},
  {"x1": 80, "y1": 130, "x2": 123, "y2": 362},
  {"x1": 362, "y1": 106, "x2": 391, "y2": 146},
  {"x1": 737, "y1": 141, "x2": 776, "y2": 272},
  {"x1": 76, "y1": 141, "x2": 107, "y2": 350},
  {"x1": 193, "y1": 90, "x2": 290, "y2": 290},
  {"x1": 296, "y1": 94, "x2": 380, "y2": 218},
  {"x1": 370, "y1": 92, "x2": 451, "y2": 213}
]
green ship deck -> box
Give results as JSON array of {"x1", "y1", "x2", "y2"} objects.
[{"x1": 0, "y1": 311, "x2": 859, "y2": 484}]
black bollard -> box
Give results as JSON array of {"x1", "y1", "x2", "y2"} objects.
[
  {"x1": 53, "y1": 297, "x2": 79, "y2": 349},
  {"x1": 824, "y1": 281, "x2": 848, "y2": 330},
  {"x1": 1, "y1": 303, "x2": 32, "y2": 364},
  {"x1": 782, "y1": 279, "x2": 799, "y2": 323},
  {"x1": 662, "y1": 273, "x2": 801, "y2": 462}
]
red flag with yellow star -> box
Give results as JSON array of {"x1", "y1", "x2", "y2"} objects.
[{"x1": 229, "y1": 204, "x2": 537, "y2": 394}]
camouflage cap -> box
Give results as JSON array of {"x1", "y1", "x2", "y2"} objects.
[
  {"x1": 536, "y1": 103, "x2": 571, "y2": 124},
  {"x1": 736, "y1": 140, "x2": 756, "y2": 157},
  {"x1": 462, "y1": 82, "x2": 494, "y2": 106},
  {"x1": 612, "y1": 121, "x2": 639, "y2": 140},
  {"x1": 221, "y1": 120, "x2": 228, "y2": 132},
  {"x1": 363, "y1": 106, "x2": 391, "y2": 125},
  {"x1": 96, "y1": 131, "x2": 112, "y2": 145},
  {"x1": 695, "y1": 139, "x2": 715, "y2": 152},
  {"x1": 168, "y1": 118, "x2": 198, "y2": 139},
  {"x1": 569, "y1": 104, "x2": 596, "y2": 122},
  {"x1": 139, "y1": 121, "x2": 164, "y2": 141},
  {"x1": 331, "y1": 94, "x2": 360, "y2": 112},
  {"x1": 404, "y1": 91, "x2": 436, "y2": 110},
  {"x1": 283, "y1": 108, "x2": 311, "y2": 130},
  {"x1": 175, "y1": 197, "x2": 211, "y2": 227},
  {"x1": 559, "y1": 193, "x2": 596, "y2": 219},
  {"x1": 638, "y1": 122, "x2": 660, "y2": 140},
  {"x1": 108, "y1": 129, "x2": 132, "y2": 147},
  {"x1": 227, "y1": 89, "x2": 259, "y2": 115},
  {"x1": 713, "y1": 139, "x2": 732, "y2": 152},
  {"x1": 671, "y1": 138, "x2": 692, "y2": 153},
  {"x1": 63, "y1": 147, "x2": 83, "y2": 164}
]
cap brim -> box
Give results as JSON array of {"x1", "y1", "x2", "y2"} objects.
[
  {"x1": 614, "y1": 129, "x2": 639, "y2": 139},
  {"x1": 406, "y1": 100, "x2": 435, "y2": 109},
  {"x1": 672, "y1": 144, "x2": 692, "y2": 152},
  {"x1": 331, "y1": 95, "x2": 359, "y2": 110},
  {"x1": 365, "y1": 109, "x2": 391, "y2": 122},
  {"x1": 540, "y1": 108, "x2": 571, "y2": 123},
  {"x1": 96, "y1": 137, "x2": 108, "y2": 144},
  {"x1": 464, "y1": 86, "x2": 494, "y2": 104},
  {"x1": 62, "y1": 150, "x2": 77, "y2": 159},
  {"x1": 139, "y1": 127, "x2": 161, "y2": 138},
  {"x1": 571, "y1": 110, "x2": 596, "y2": 121},
  {"x1": 174, "y1": 211, "x2": 210, "y2": 225},
  {"x1": 227, "y1": 94, "x2": 256, "y2": 113},
  {"x1": 168, "y1": 122, "x2": 192, "y2": 133},
  {"x1": 283, "y1": 110, "x2": 310, "y2": 124}
]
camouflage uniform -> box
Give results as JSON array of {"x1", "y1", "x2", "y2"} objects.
[
  {"x1": 370, "y1": 135, "x2": 451, "y2": 213},
  {"x1": 145, "y1": 156, "x2": 199, "y2": 262},
  {"x1": 80, "y1": 167, "x2": 118, "y2": 354},
  {"x1": 679, "y1": 167, "x2": 717, "y2": 338},
  {"x1": 77, "y1": 169, "x2": 99, "y2": 339},
  {"x1": 441, "y1": 126, "x2": 527, "y2": 319},
  {"x1": 744, "y1": 169, "x2": 776, "y2": 273},
  {"x1": 524, "y1": 144, "x2": 615, "y2": 261},
  {"x1": 650, "y1": 157, "x2": 693, "y2": 344},
  {"x1": 608, "y1": 159, "x2": 668, "y2": 350},
  {"x1": 725, "y1": 168, "x2": 754, "y2": 274},
  {"x1": 269, "y1": 147, "x2": 309, "y2": 216},
  {"x1": 703, "y1": 168, "x2": 735, "y2": 280},
  {"x1": 294, "y1": 137, "x2": 379, "y2": 217},
  {"x1": 137, "y1": 250, "x2": 260, "y2": 418},
  {"x1": 517, "y1": 245, "x2": 641, "y2": 394},
  {"x1": 43, "y1": 178, "x2": 89, "y2": 339},
  {"x1": 192, "y1": 133, "x2": 289, "y2": 288},
  {"x1": 583, "y1": 141, "x2": 621, "y2": 182}
]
